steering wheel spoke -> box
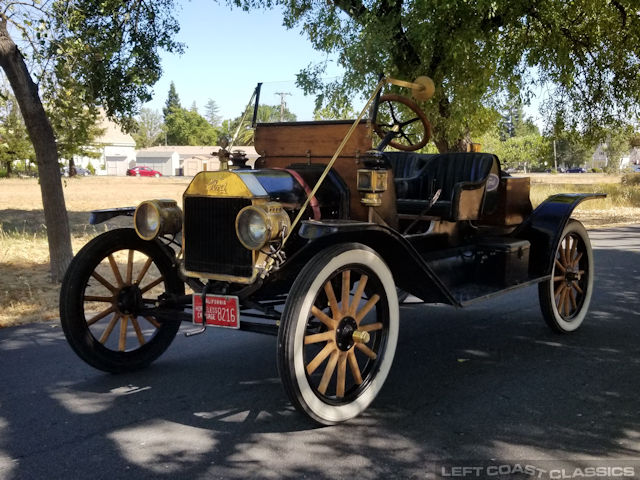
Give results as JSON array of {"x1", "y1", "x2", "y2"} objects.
[{"x1": 373, "y1": 94, "x2": 432, "y2": 151}]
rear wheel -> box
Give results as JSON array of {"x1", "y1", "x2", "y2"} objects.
[
  {"x1": 278, "y1": 244, "x2": 399, "y2": 425},
  {"x1": 60, "y1": 229, "x2": 184, "y2": 372},
  {"x1": 538, "y1": 219, "x2": 594, "y2": 333}
]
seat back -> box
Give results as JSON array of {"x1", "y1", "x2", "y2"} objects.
[
  {"x1": 387, "y1": 152, "x2": 497, "y2": 198},
  {"x1": 427, "y1": 152, "x2": 496, "y2": 198},
  {"x1": 387, "y1": 151, "x2": 500, "y2": 221}
]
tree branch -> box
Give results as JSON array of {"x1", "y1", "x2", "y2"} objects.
[
  {"x1": 331, "y1": 0, "x2": 366, "y2": 20},
  {"x1": 610, "y1": 0, "x2": 627, "y2": 28}
]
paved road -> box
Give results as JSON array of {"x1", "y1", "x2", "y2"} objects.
[{"x1": 1, "y1": 226, "x2": 639, "y2": 479}]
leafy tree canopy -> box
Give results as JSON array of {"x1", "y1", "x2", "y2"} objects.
[
  {"x1": 0, "y1": 91, "x2": 34, "y2": 175},
  {"x1": 165, "y1": 107, "x2": 218, "y2": 145},
  {"x1": 163, "y1": 81, "x2": 182, "y2": 119},
  {"x1": 224, "y1": 0, "x2": 640, "y2": 152},
  {"x1": 0, "y1": 0, "x2": 184, "y2": 280},
  {"x1": 45, "y1": 62, "x2": 105, "y2": 168},
  {"x1": 204, "y1": 98, "x2": 222, "y2": 127},
  {"x1": 133, "y1": 108, "x2": 165, "y2": 148},
  {"x1": 51, "y1": 0, "x2": 184, "y2": 130},
  {"x1": 219, "y1": 104, "x2": 297, "y2": 145},
  {"x1": 480, "y1": 127, "x2": 549, "y2": 172}
]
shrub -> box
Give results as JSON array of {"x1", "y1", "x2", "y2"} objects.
[
  {"x1": 0, "y1": 170, "x2": 8, "y2": 178},
  {"x1": 86, "y1": 162, "x2": 96, "y2": 175},
  {"x1": 621, "y1": 173, "x2": 640, "y2": 186}
]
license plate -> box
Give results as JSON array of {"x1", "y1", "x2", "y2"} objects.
[{"x1": 192, "y1": 294, "x2": 240, "y2": 329}]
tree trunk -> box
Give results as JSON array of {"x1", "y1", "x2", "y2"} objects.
[{"x1": 0, "y1": 16, "x2": 73, "y2": 282}]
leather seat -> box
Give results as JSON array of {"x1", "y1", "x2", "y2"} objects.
[{"x1": 385, "y1": 152, "x2": 499, "y2": 221}]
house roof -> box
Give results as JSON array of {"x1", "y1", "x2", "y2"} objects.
[
  {"x1": 95, "y1": 115, "x2": 136, "y2": 147},
  {"x1": 136, "y1": 151, "x2": 177, "y2": 159}
]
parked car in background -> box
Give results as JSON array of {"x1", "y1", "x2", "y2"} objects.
[
  {"x1": 567, "y1": 167, "x2": 587, "y2": 173},
  {"x1": 61, "y1": 166, "x2": 92, "y2": 177},
  {"x1": 126, "y1": 166, "x2": 162, "y2": 177}
]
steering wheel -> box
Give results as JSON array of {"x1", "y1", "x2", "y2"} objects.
[{"x1": 373, "y1": 94, "x2": 432, "y2": 151}]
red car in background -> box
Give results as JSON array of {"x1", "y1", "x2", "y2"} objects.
[{"x1": 126, "y1": 166, "x2": 162, "y2": 177}]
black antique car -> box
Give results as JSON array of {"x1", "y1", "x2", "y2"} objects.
[{"x1": 60, "y1": 77, "x2": 604, "y2": 425}]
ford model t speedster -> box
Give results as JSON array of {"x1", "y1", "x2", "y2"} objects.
[{"x1": 60, "y1": 77, "x2": 604, "y2": 425}]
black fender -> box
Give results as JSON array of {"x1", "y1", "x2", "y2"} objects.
[
  {"x1": 89, "y1": 207, "x2": 135, "y2": 225},
  {"x1": 513, "y1": 193, "x2": 605, "y2": 277},
  {"x1": 279, "y1": 220, "x2": 459, "y2": 306}
]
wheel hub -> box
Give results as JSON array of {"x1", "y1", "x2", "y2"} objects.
[
  {"x1": 565, "y1": 267, "x2": 581, "y2": 283},
  {"x1": 335, "y1": 317, "x2": 358, "y2": 351},
  {"x1": 116, "y1": 285, "x2": 143, "y2": 315}
]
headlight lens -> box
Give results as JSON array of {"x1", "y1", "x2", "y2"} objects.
[
  {"x1": 237, "y1": 208, "x2": 268, "y2": 250},
  {"x1": 236, "y1": 203, "x2": 290, "y2": 250},
  {"x1": 134, "y1": 199, "x2": 182, "y2": 241}
]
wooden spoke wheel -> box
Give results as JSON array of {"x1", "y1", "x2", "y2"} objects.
[
  {"x1": 538, "y1": 219, "x2": 594, "y2": 333},
  {"x1": 278, "y1": 244, "x2": 399, "y2": 425},
  {"x1": 373, "y1": 94, "x2": 432, "y2": 151},
  {"x1": 60, "y1": 229, "x2": 184, "y2": 372}
]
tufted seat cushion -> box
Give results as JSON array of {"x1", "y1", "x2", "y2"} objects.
[{"x1": 385, "y1": 151, "x2": 499, "y2": 221}]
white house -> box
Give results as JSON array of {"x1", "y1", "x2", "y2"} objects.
[{"x1": 71, "y1": 114, "x2": 136, "y2": 175}]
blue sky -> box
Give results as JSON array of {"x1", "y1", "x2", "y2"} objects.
[
  {"x1": 143, "y1": 0, "x2": 343, "y2": 121},
  {"x1": 143, "y1": 0, "x2": 546, "y2": 128}
]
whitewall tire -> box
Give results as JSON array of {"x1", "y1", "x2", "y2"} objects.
[{"x1": 278, "y1": 243, "x2": 399, "y2": 425}]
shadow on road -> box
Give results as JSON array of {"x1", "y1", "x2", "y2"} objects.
[{"x1": 1, "y1": 227, "x2": 639, "y2": 478}]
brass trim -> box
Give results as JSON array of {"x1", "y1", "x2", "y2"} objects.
[
  {"x1": 182, "y1": 268, "x2": 259, "y2": 285},
  {"x1": 352, "y1": 330, "x2": 371, "y2": 345}
]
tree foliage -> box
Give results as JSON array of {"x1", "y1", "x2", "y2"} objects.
[
  {"x1": 480, "y1": 128, "x2": 549, "y2": 172},
  {"x1": 163, "y1": 81, "x2": 181, "y2": 119},
  {"x1": 52, "y1": 0, "x2": 183, "y2": 130},
  {"x1": 204, "y1": 98, "x2": 222, "y2": 127},
  {"x1": 597, "y1": 125, "x2": 634, "y2": 171},
  {"x1": 0, "y1": 91, "x2": 34, "y2": 175},
  {"x1": 165, "y1": 107, "x2": 218, "y2": 145},
  {"x1": 133, "y1": 108, "x2": 165, "y2": 148},
  {"x1": 0, "y1": 0, "x2": 183, "y2": 280},
  {"x1": 225, "y1": 0, "x2": 640, "y2": 152},
  {"x1": 219, "y1": 104, "x2": 297, "y2": 146},
  {"x1": 45, "y1": 62, "x2": 105, "y2": 172}
]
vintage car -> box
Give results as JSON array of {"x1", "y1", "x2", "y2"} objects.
[{"x1": 60, "y1": 76, "x2": 604, "y2": 425}]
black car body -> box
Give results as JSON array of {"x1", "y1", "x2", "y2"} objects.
[{"x1": 60, "y1": 77, "x2": 604, "y2": 425}]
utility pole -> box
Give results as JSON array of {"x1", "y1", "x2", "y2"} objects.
[{"x1": 275, "y1": 92, "x2": 291, "y2": 122}]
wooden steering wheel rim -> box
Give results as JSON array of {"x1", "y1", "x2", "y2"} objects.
[{"x1": 373, "y1": 94, "x2": 432, "y2": 151}]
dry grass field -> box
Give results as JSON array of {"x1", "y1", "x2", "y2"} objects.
[
  {"x1": 0, "y1": 173, "x2": 638, "y2": 328},
  {"x1": 525, "y1": 172, "x2": 622, "y2": 184}
]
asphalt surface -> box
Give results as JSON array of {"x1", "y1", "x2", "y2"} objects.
[{"x1": 1, "y1": 225, "x2": 639, "y2": 479}]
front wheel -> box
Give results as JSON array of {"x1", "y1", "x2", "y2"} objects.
[
  {"x1": 60, "y1": 228, "x2": 184, "y2": 372},
  {"x1": 538, "y1": 219, "x2": 594, "y2": 333},
  {"x1": 278, "y1": 244, "x2": 399, "y2": 425}
]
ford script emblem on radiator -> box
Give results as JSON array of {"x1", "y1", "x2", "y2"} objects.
[{"x1": 206, "y1": 179, "x2": 228, "y2": 195}]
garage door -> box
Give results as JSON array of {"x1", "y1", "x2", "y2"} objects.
[{"x1": 138, "y1": 159, "x2": 172, "y2": 176}]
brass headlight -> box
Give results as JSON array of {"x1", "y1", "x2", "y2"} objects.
[
  {"x1": 134, "y1": 199, "x2": 182, "y2": 241},
  {"x1": 235, "y1": 202, "x2": 290, "y2": 250}
]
